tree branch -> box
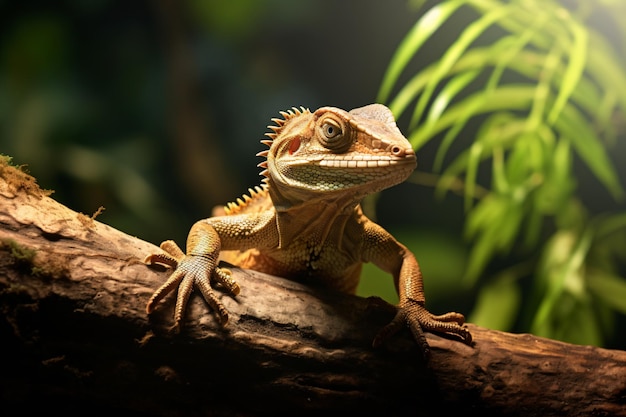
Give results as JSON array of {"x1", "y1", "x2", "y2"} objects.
[{"x1": 1, "y1": 161, "x2": 625, "y2": 417}]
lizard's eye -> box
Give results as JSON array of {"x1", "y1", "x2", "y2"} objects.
[
  {"x1": 318, "y1": 116, "x2": 350, "y2": 153},
  {"x1": 322, "y1": 122, "x2": 340, "y2": 139}
]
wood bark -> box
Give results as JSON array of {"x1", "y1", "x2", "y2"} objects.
[{"x1": 0, "y1": 162, "x2": 625, "y2": 417}]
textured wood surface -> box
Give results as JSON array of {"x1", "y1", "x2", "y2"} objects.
[{"x1": 1, "y1": 163, "x2": 625, "y2": 417}]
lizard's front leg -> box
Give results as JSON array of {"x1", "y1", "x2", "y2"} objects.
[
  {"x1": 145, "y1": 221, "x2": 240, "y2": 332},
  {"x1": 145, "y1": 211, "x2": 278, "y2": 331},
  {"x1": 363, "y1": 222, "x2": 472, "y2": 357}
]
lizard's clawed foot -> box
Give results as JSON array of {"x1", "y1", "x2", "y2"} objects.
[
  {"x1": 145, "y1": 240, "x2": 240, "y2": 331},
  {"x1": 372, "y1": 299, "x2": 472, "y2": 358}
]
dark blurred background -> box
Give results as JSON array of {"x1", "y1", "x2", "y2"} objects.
[
  {"x1": 0, "y1": 0, "x2": 432, "y2": 239},
  {"x1": 2, "y1": 0, "x2": 625, "y2": 347},
  {"x1": 1, "y1": 0, "x2": 460, "y2": 302}
]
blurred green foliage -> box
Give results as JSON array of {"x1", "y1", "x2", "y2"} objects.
[
  {"x1": 379, "y1": 0, "x2": 626, "y2": 347},
  {"x1": 358, "y1": 227, "x2": 469, "y2": 308},
  {"x1": 1, "y1": 2, "x2": 176, "y2": 241}
]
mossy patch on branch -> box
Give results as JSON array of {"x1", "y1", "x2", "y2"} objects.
[
  {"x1": 0, "y1": 238, "x2": 36, "y2": 272},
  {"x1": 0, "y1": 238, "x2": 70, "y2": 279}
]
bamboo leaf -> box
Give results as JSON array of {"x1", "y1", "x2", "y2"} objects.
[
  {"x1": 435, "y1": 150, "x2": 475, "y2": 200},
  {"x1": 548, "y1": 13, "x2": 588, "y2": 124},
  {"x1": 534, "y1": 138, "x2": 574, "y2": 216},
  {"x1": 469, "y1": 0, "x2": 552, "y2": 49},
  {"x1": 532, "y1": 228, "x2": 593, "y2": 331},
  {"x1": 463, "y1": 194, "x2": 524, "y2": 285},
  {"x1": 586, "y1": 31, "x2": 626, "y2": 115},
  {"x1": 494, "y1": 202, "x2": 524, "y2": 251},
  {"x1": 594, "y1": 212, "x2": 626, "y2": 239},
  {"x1": 557, "y1": 299, "x2": 603, "y2": 346},
  {"x1": 468, "y1": 275, "x2": 521, "y2": 331},
  {"x1": 588, "y1": 271, "x2": 626, "y2": 314},
  {"x1": 523, "y1": 207, "x2": 543, "y2": 248},
  {"x1": 465, "y1": 194, "x2": 499, "y2": 239},
  {"x1": 465, "y1": 227, "x2": 499, "y2": 285},
  {"x1": 378, "y1": 0, "x2": 465, "y2": 103},
  {"x1": 388, "y1": 44, "x2": 545, "y2": 126},
  {"x1": 410, "y1": 4, "x2": 511, "y2": 129},
  {"x1": 424, "y1": 69, "x2": 481, "y2": 134},
  {"x1": 555, "y1": 103, "x2": 624, "y2": 200},
  {"x1": 464, "y1": 136, "x2": 484, "y2": 210},
  {"x1": 409, "y1": 85, "x2": 536, "y2": 149},
  {"x1": 433, "y1": 114, "x2": 471, "y2": 172},
  {"x1": 527, "y1": 43, "x2": 560, "y2": 130}
]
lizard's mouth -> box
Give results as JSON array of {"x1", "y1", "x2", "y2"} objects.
[
  {"x1": 317, "y1": 154, "x2": 416, "y2": 169},
  {"x1": 307, "y1": 152, "x2": 417, "y2": 193},
  {"x1": 270, "y1": 151, "x2": 417, "y2": 197}
]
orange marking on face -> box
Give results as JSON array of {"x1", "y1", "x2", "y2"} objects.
[{"x1": 289, "y1": 136, "x2": 301, "y2": 155}]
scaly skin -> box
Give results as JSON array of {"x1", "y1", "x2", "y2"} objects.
[{"x1": 145, "y1": 104, "x2": 472, "y2": 356}]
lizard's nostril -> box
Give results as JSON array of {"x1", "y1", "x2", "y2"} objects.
[{"x1": 392, "y1": 146, "x2": 413, "y2": 157}]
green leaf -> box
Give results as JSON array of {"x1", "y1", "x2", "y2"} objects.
[
  {"x1": 523, "y1": 207, "x2": 543, "y2": 249},
  {"x1": 532, "y1": 138, "x2": 573, "y2": 216},
  {"x1": 422, "y1": 69, "x2": 482, "y2": 141},
  {"x1": 388, "y1": 43, "x2": 544, "y2": 129},
  {"x1": 547, "y1": 14, "x2": 588, "y2": 124},
  {"x1": 493, "y1": 199, "x2": 525, "y2": 252},
  {"x1": 595, "y1": 212, "x2": 626, "y2": 239},
  {"x1": 527, "y1": 43, "x2": 559, "y2": 130},
  {"x1": 586, "y1": 31, "x2": 626, "y2": 116},
  {"x1": 464, "y1": 230, "x2": 497, "y2": 286},
  {"x1": 532, "y1": 228, "x2": 593, "y2": 331},
  {"x1": 557, "y1": 298, "x2": 603, "y2": 346},
  {"x1": 409, "y1": 85, "x2": 536, "y2": 149},
  {"x1": 463, "y1": 193, "x2": 524, "y2": 285},
  {"x1": 378, "y1": 0, "x2": 465, "y2": 103},
  {"x1": 468, "y1": 275, "x2": 521, "y2": 331},
  {"x1": 588, "y1": 271, "x2": 626, "y2": 314},
  {"x1": 464, "y1": 140, "x2": 483, "y2": 210},
  {"x1": 465, "y1": 194, "x2": 498, "y2": 239},
  {"x1": 433, "y1": 114, "x2": 527, "y2": 201},
  {"x1": 410, "y1": 4, "x2": 511, "y2": 129},
  {"x1": 433, "y1": 114, "x2": 471, "y2": 172},
  {"x1": 463, "y1": 195, "x2": 506, "y2": 284},
  {"x1": 555, "y1": 103, "x2": 624, "y2": 200}
]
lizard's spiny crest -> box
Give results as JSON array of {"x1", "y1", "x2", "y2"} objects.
[
  {"x1": 262, "y1": 106, "x2": 310, "y2": 142},
  {"x1": 225, "y1": 107, "x2": 309, "y2": 214},
  {"x1": 256, "y1": 106, "x2": 310, "y2": 181},
  {"x1": 223, "y1": 185, "x2": 269, "y2": 215}
]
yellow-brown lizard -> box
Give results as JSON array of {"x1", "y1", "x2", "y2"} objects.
[{"x1": 145, "y1": 104, "x2": 472, "y2": 356}]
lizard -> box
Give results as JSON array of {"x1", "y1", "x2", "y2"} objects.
[{"x1": 144, "y1": 103, "x2": 472, "y2": 356}]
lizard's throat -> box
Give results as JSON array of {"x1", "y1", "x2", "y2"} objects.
[
  {"x1": 266, "y1": 174, "x2": 366, "y2": 214},
  {"x1": 266, "y1": 176, "x2": 362, "y2": 250}
]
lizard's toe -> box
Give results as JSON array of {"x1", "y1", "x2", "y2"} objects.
[{"x1": 373, "y1": 300, "x2": 472, "y2": 358}]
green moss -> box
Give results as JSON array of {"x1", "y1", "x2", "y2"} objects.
[
  {"x1": 0, "y1": 238, "x2": 69, "y2": 278},
  {"x1": 2, "y1": 238, "x2": 36, "y2": 264}
]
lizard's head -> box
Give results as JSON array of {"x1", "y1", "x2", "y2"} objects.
[{"x1": 258, "y1": 104, "x2": 416, "y2": 210}]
